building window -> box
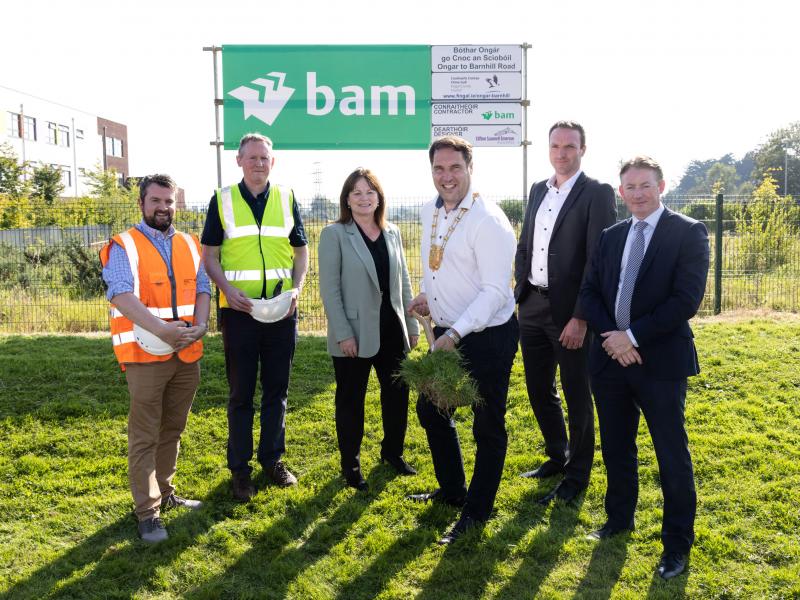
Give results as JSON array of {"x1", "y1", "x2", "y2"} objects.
[
  {"x1": 57, "y1": 125, "x2": 70, "y2": 147},
  {"x1": 75, "y1": 128, "x2": 84, "y2": 139},
  {"x1": 23, "y1": 116, "x2": 36, "y2": 141},
  {"x1": 61, "y1": 166, "x2": 72, "y2": 187},
  {"x1": 8, "y1": 112, "x2": 21, "y2": 137},
  {"x1": 46, "y1": 122, "x2": 70, "y2": 146},
  {"x1": 105, "y1": 136, "x2": 124, "y2": 157}
]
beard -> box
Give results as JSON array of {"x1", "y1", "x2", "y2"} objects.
[{"x1": 144, "y1": 212, "x2": 172, "y2": 232}]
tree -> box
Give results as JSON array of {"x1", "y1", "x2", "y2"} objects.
[
  {"x1": 0, "y1": 144, "x2": 28, "y2": 198},
  {"x1": 735, "y1": 174, "x2": 799, "y2": 272},
  {"x1": 498, "y1": 198, "x2": 524, "y2": 226},
  {"x1": 31, "y1": 164, "x2": 64, "y2": 205},
  {"x1": 751, "y1": 122, "x2": 800, "y2": 196}
]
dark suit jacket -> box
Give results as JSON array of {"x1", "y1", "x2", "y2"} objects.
[
  {"x1": 514, "y1": 173, "x2": 616, "y2": 329},
  {"x1": 579, "y1": 208, "x2": 710, "y2": 380}
]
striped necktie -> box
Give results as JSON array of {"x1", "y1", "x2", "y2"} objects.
[{"x1": 616, "y1": 221, "x2": 648, "y2": 331}]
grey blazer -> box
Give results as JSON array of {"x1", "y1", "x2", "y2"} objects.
[{"x1": 319, "y1": 221, "x2": 419, "y2": 358}]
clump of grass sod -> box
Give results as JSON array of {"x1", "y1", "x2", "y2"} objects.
[{"x1": 397, "y1": 348, "x2": 481, "y2": 412}]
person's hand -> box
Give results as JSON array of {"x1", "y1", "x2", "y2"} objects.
[
  {"x1": 559, "y1": 317, "x2": 587, "y2": 350},
  {"x1": 615, "y1": 347, "x2": 643, "y2": 367},
  {"x1": 180, "y1": 323, "x2": 208, "y2": 346},
  {"x1": 432, "y1": 334, "x2": 456, "y2": 352},
  {"x1": 409, "y1": 335, "x2": 419, "y2": 349},
  {"x1": 224, "y1": 285, "x2": 254, "y2": 312},
  {"x1": 159, "y1": 320, "x2": 192, "y2": 349},
  {"x1": 601, "y1": 331, "x2": 643, "y2": 366},
  {"x1": 339, "y1": 337, "x2": 358, "y2": 358},
  {"x1": 408, "y1": 293, "x2": 429, "y2": 317}
]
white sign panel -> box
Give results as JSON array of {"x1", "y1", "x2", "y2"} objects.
[
  {"x1": 432, "y1": 45, "x2": 523, "y2": 73},
  {"x1": 432, "y1": 102, "x2": 522, "y2": 125},
  {"x1": 432, "y1": 73, "x2": 522, "y2": 101},
  {"x1": 431, "y1": 125, "x2": 522, "y2": 147}
]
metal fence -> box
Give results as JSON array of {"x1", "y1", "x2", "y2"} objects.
[{"x1": 0, "y1": 193, "x2": 797, "y2": 333}]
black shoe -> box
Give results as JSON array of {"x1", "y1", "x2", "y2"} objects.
[
  {"x1": 231, "y1": 472, "x2": 255, "y2": 503},
  {"x1": 438, "y1": 515, "x2": 481, "y2": 545},
  {"x1": 520, "y1": 461, "x2": 566, "y2": 479},
  {"x1": 657, "y1": 552, "x2": 688, "y2": 580},
  {"x1": 138, "y1": 516, "x2": 168, "y2": 543},
  {"x1": 380, "y1": 453, "x2": 417, "y2": 476},
  {"x1": 537, "y1": 480, "x2": 585, "y2": 506},
  {"x1": 406, "y1": 488, "x2": 466, "y2": 508},
  {"x1": 342, "y1": 469, "x2": 368, "y2": 491},
  {"x1": 264, "y1": 461, "x2": 298, "y2": 487},
  {"x1": 586, "y1": 522, "x2": 634, "y2": 541}
]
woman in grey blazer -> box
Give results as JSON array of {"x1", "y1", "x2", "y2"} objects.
[{"x1": 319, "y1": 168, "x2": 420, "y2": 491}]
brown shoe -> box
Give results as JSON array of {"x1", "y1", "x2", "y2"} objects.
[
  {"x1": 231, "y1": 472, "x2": 255, "y2": 502},
  {"x1": 265, "y1": 461, "x2": 297, "y2": 487}
]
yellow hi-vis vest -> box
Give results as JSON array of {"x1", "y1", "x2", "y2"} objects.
[{"x1": 216, "y1": 183, "x2": 294, "y2": 307}]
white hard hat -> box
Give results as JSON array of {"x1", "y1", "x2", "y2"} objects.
[
  {"x1": 133, "y1": 320, "x2": 175, "y2": 356},
  {"x1": 250, "y1": 289, "x2": 296, "y2": 323}
]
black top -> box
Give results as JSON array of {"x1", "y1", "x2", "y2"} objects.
[
  {"x1": 355, "y1": 224, "x2": 399, "y2": 333},
  {"x1": 201, "y1": 180, "x2": 308, "y2": 247}
]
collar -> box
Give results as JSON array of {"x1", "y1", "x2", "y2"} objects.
[
  {"x1": 546, "y1": 170, "x2": 582, "y2": 193},
  {"x1": 137, "y1": 219, "x2": 175, "y2": 240},
  {"x1": 632, "y1": 202, "x2": 665, "y2": 230},
  {"x1": 434, "y1": 187, "x2": 478, "y2": 210},
  {"x1": 239, "y1": 179, "x2": 271, "y2": 201}
]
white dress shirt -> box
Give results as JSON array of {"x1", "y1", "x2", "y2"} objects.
[
  {"x1": 420, "y1": 187, "x2": 516, "y2": 337},
  {"x1": 529, "y1": 170, "x2": 582, "y2": 287},
  {"x1": 615, "y1": 203, "x2": 665, "y2": 346}
]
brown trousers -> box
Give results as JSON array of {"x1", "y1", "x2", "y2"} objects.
[{"x1": 125, "y1": 357, "x2": 200, "y2": 520}]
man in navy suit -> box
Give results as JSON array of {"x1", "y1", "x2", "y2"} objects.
[{"x1": 579, "y1": 156, "x2": 709, "y2": 580}]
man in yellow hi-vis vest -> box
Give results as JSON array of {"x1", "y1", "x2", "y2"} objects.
[{"x1": 202, "y1": 133, "x2": 308, "y2": 502}]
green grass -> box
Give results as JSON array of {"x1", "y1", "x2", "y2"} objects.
[{"x1": 1, "y1": 317, "x2": 799, "y2": 599}]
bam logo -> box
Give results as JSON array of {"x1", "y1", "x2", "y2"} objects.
[
  {"x1": 229, "y1": 72, "x2": 416, "y2": 126},
  {"x1": 228, "y1": 72, "x2": 295, "y2": 126}
]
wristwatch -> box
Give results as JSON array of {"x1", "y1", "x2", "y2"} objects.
[{"x1": 444, "y1": 328, "x2": 461, "y2": 345}]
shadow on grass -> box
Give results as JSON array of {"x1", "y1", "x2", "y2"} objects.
[
  {"x1": 0, "y1": 481, "x2": 235, "y2": 600},
  {"x1": 572, "y1": 531, "x2": 631, "y2": 600},
  {"x1": 333, "y1": 504, "x2": 443, "y2": 600},
  {"x1": 645, "y1": 558, "x2": 689, "y2": 599},
  {"x1": 491, "y1": 496, "x2": 584, "y2": 600},
  {"x1": 184, "y1": 471, "x2": 389, "y2": 600},
  {"x1": 411, "y1": 487, "x2": 576, "y2": 600}
]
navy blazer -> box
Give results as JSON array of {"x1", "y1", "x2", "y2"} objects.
[
  {"x1": 579, "y1": 208, "x2": 710, "y2": 380},
  {"x1": 514, "y1": 172, "x2": 616, "y2": 328}
]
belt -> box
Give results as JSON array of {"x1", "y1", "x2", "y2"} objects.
[{"x1": 530, "y1": 283, "x2": 549, "y2": 297}]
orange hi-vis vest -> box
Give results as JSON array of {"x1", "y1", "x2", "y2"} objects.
[{"x1": 100, "y1": 227, "x2": 204, "y2": 369}]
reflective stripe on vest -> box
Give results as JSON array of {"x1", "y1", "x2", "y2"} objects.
[{"x1": 219, "y1": 185, "x2": 293, "y2": 239}]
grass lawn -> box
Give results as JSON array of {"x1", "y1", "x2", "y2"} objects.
[{"x1": 0, "y1": 315, "x2": 798, "y2": 599}]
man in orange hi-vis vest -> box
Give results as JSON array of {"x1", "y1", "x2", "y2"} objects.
[{"x1": 101, "y1": 174, "x2": 211, "y2": 544}]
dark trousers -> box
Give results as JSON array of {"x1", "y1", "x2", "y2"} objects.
[
  {"x1": 416, "y1": 316, "x2": 519, "y2": 522},
  {"x1": 519, "y1": 288, "x2": 594, "y2": 486},
  {"x1": 592, "y1": 362, "x2": 696, "y2": 554},
  {"x1": 222, "y1": 307, "x2": 297, "y2": 475},
  {"x1": 331, "y1": 318, "x2": 408, "y2": 473}
]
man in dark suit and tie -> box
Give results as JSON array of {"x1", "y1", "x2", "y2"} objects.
[
  {"x1": 580, "y1": 156, "x2": 709, "y2": 580},
  {"x1": 514, "y1": 121, "x2": 616, "y2": 504}
]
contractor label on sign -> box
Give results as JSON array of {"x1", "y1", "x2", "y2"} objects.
[
  {"x1": 222, "y1": 45, "x2": 432, "y2": 149},
  {"x1": 432, "y1": 102, "x2": 522, "y2": 125},
  {"x1": 432, "y1": 125, "x2": 522, "y2": 147}
]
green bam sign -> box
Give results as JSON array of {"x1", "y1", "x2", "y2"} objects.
[{"x1": 222, "y1": 45, "x2": 432, "y2": 149}]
